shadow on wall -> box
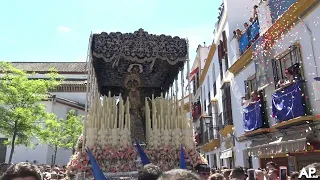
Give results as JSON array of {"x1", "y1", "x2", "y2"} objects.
[{"x1": 230, "y1": 74, "x2": 245, "y2": 108}]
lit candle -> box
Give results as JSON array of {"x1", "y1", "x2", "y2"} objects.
[
  {"x1": 160, "y1": 93, "x2": 163, "y2": 129},
  {"x1": 107, "y1": 92, "x2": 111, "y2": 129},
  {"x1": 152, "y1": 94, "x2": 155, "y2": 129},
  {"x1": 177, "y1": 104, "x2": 180, "y2": 129},
  {"x1": 97, "y1": 99, "x2": 101, "y2": 130},
  {"x1": 110, "y1": 109, "x2": 113, "y2": 129},
  {"x1": 103, "y1": 96, "x2": 107, "y2": 129},
  {"x1": 94, "y1": 97, "x2": 98, "y2": 129},
  {"x1": 158, "y1": 115, "x2": 160, "y2": 129},
  {"x1": 166, "y1": 99, "x2": 170, "y2": 129},
  {"x1": 119, "y1": 94, "x2": 123, "y2": 129},
  {"x1": 145, "y1": 97, "x2": 148, "y2": 140},
  {"x1": 114, "y1": 96, "x2": 117, "y2": 129},
  {"x1": 165, "y1": 115, "x2": 168, "y2": 130},
  {"x1": 127, "y1": 98, "x2": 130, "y2": 130},
  {"x1": 128, "y1": 113, "x2": 130, "y2": 130},
  {"x1": 121, "y1": 97, "x2": 124, "y2": 129},
  {"x1": 172, "y1": 99, "x2": 175, "y2": 129}
]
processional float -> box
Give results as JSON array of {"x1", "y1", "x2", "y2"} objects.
[{"x1": 67, "y1": 29, "x2": 207, "y2": 178}]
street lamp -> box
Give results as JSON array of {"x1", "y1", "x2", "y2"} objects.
[{"x1": 202, "y1": 115, "x2": 212, "y2": 141}]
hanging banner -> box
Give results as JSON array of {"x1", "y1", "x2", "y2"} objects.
[{"x1": 252, "y1": 36, "x2": 272, "y2": 90}]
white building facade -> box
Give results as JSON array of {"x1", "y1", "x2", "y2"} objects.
[
  {"x1": 0, "y1": 62, "x2": 87, "y2": 165},
  {"x1": 191, "y1": 0, "x2": 320, "y2": 171}
]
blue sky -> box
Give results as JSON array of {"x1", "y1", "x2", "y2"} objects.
[{"x1": 0, "y1": 0, "x2": 221, "y2": 63}]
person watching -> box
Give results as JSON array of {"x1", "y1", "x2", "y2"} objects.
[
  {"x1": 265, "y1": 162, "x2": 278, "y2": 172},
  {"x1": 255, "y1": 170, "x2": 265, "y2": 180},
  {"x1": 138, "y1": 164, "x2": 162, "y2": 180},
  {"x1": 276, "y1": 69, "x2": 294, "y2": 91},
  {"x1": 1, "y1": 162, "x2": 42, "y2": 180},
  {"x1": 267, "y1": 169, "x2": 279, "y2": 180},
  {"x1": 223, "y1": 169, "x2": 232, "y2": 180},
  {"x1": 230, "y1": 166, "x2": 246, "y2": 180},
  {"x1": 157, "y1": 169, "x2": 201, "y2": 180},
  {"x1": 290, "y1": 172, "x2": 299, "y2": 180},
  {"x1": 253, "y1": 5, "x2": 259, "y2": 20},
  {"x1": 208, "y1": 173, "x2": 224, "y2": 180}
]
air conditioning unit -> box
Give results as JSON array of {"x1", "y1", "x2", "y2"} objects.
[{"x1": 313, "y1": 78, "x2": 320, "y2": 101}]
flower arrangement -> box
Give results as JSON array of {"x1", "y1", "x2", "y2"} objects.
[
  {"x1": 75, "y1": 135, "x2": 83, "y2": 152},
  {"x1": 67, "y1": 145, "x2": 138, "y2": 176},
  {"x1": 67, "y1": 144, "x2": 207, "y2": 177}
]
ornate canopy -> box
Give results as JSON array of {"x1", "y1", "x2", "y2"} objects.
[{"x1": 91, "y1": 28, "x2": 188, "y2": 96}]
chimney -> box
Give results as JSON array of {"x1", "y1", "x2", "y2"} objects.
[{"x1": 203, "y1": 42, "x2": 206, "y2": 47}]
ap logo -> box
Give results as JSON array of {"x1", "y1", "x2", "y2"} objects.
[{"x1": 299, "y1": 168, "x2": 319, "y2": 179}]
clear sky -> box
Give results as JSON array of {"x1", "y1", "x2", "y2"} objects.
[{"x1": 0, "y1": 0, "x2": 221, "y2": 63}]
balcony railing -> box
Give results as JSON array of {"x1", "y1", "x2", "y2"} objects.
[
  {"x1": 271, "y1": 80, "x2": 308, "y2": 123},
  {"x1": 243, "y1": 100, "x2": 264, "y2": 132},
  {"x1": 239, "y1": 19, "x2": 260, "y2": 55},
  {"x1": 211, "y1": 127, "x2": 220, "y2": 140},
  {"x1": 268, "y1": 0, "x2": 297, "y2": 23},
  {"x1": 200, "y1": 129, "x2": 219, "y2": 145}
]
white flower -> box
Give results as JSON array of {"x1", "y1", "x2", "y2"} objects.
[
  {"x1": 111, "y1": 128, "x2": 119, "y2": 147},
  {"x1": 86, "y1": 127, "x2": 98, "y2": 147}
]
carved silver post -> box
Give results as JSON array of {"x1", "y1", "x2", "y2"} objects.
[
  {"x1": 175, "y1": 77, "x2": 178, "y2": 99},
  {"x1": 186, "y1": 39, "x2": 194, "y2": 129},
  {"x1": 181, "y1": 68, "x2": 184, "y2": 105},
  {"x1": 83, "y1": 32, "x2": 93, "y2": 152},
  {"x1": 89, "y1": 64, "x2": 94, "y2": 105}
]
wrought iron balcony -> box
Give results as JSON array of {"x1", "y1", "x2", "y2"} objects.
[
  {"x1": 271, "y1": 80, "x2": 310, "y2": 124},
  {"x1": 199, "y1": 128, "x2": 221, "y2": 151},
  {"x1": 243, "y1": 100, "x2": 264, "y2": 132},
  {"x1": 239, "y1": 19, "x2": 260, "y2": 55}
]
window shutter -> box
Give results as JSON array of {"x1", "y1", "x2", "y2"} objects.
[
  {"x1": 220, "y1": 40, "x2": 225, "y2": 58},
  {"x1": 224, "y1": 84, "x2": 233, "y2": 124},
  {"x1": 218, "y1": 43, "x2": 222, "y2": 61},
  {"x1": 222, "y1": 31, "x2": 228, "y2": 56},
  {"x1": 271, "y1": 59, "x2": 278, "y2": 86}
]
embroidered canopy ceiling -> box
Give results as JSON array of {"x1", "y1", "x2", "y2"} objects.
[{"x1": 91, "y1": 29, "x2": 188, "y2": 95}]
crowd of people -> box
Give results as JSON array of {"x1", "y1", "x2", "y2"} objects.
[
  {"x1": 233, "y1": 5, "x2": 259, "y2": 40},
  {"x1": 0, "y1": 163, "x2": 67, "y2": 180},
  {"x1": 1, "y1": 161, "x2": 319, "y2": 180}
]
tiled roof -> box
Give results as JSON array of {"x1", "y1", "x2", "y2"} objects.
[{"x1": 10, "y1": 62, "x2": 87, "y2": 73}]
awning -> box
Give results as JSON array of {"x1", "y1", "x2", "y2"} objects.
[
  {"x1": 247, "y1": 133, "x2": 307, "y2": 156},
  {"x1": 220, "y1": 149, "x2": 233, "y2": 159}
]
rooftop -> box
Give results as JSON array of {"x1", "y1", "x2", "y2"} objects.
[{"x1": 10, "y1": 62, "x2": 87, "y2": 73}]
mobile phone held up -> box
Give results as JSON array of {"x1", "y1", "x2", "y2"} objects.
[{"x1": 280, "y1": 166, "x2": 287, "y2": 180}]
